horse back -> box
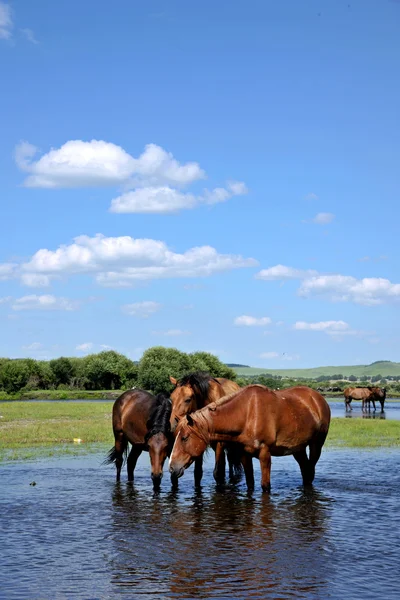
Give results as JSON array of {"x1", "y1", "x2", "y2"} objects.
[
  {"x1": 112, "y1": 389, "x2": 156, "y2": 444},
  {"x1": 252, "y1": 386, "x2": 330, "y2": 453}
]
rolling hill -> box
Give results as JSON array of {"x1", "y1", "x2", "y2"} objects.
[{"x1": 232, "y1": 361, "x2": 400, "y2": 379}]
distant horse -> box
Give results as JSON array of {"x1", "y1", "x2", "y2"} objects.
[
  {"x1": 169, "y1": 385, "x2": 331, "y2": 493},
  {"x1": 343, "y1": 387, "x2": 386, "y2": 412},
  {"x1": 105, "y1": 389, "x2": 172, "y2": 490},
  {"x1": 169, "y1": 371, "x2": 241, "y2": 484}
]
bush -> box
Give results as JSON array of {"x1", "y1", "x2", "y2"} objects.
[
  {"x1": 138, "y1": 347, "x2": 192, "y2": 394},
  {"x1": 50, "y1": 357, "x2": 75, "y2": 386},
  {"x1": 0, "y1": 360, "x2": 30, "y2": 394},
  {"x1": 82, "y1": 351, "x2": 138, "y2": 390}
]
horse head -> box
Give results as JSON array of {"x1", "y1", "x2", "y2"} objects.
[
  {"x1": 145, "y1": 394, "x2": 173, "y2": 489},
  {"x1": 169, "y1": 413, "x2": 208, "y2": 479},
  {"x1": 169, "y1": 372, "x2": 214, "y2": 432}
]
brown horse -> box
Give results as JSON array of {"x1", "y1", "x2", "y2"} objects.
[
  {"x1": 343, "y1": 387, "x2": 386, "y2": 412},
  {"x1": 169, "y1": 372, "x2": 241, "y2": 484},
  {"x1": 169, "y1": 385, "x2": 331, "y2": 493},
  {"x1": 105, "y1": 389, "x2": 172, "y2": 490}
]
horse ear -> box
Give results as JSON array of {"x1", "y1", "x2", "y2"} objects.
[
  {"x1": 186, "y1": 414, "x2": 194, "y2": 426},
  {"x1": 169, "y1": 376, "x2": 178, "y2": 386}
]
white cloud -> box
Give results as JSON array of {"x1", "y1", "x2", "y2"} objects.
[
  {"x1": 122, "y1": 301, "x2": 161, "y2": 318},
  {"x1": 257, "y1": 263, "x2": 400, "y2": 306},
  {"x1": 110, "y1": 180, "x2": 247, "y2": 214},
  {"x1": 298, "y1": 275, "x2": 400, "y2": 305},
  {"x1": 100, "y1": 344, "x2": 112, "y2": 350},
  {"x1": 294, "y1": 320, "x2": 349, "y2": 333},
  {"x1": 0, "y1": 2, "x2": 12, "y2": 40},
  {"x1": 16, "y1": 140, "x2": 205, "y2": 188},
  {"x1": 0, "y1": 296, "x2": 12, "y2": 304},
  {"x1": 20, "y1": 28, "x2": 38, "y2": 44},
  {"x1": 260, "y1": 352, "x2": 279, "y2": 359},
  {"x1": 358, "y1": 255, "x2": 388, "y2": 263},
  {"x1": 22, "y1": 342, "x2": 43, "y2": 351},
  {"x1": 282, "y1": 353, "x2": 300, "y2": 361},
  {"x1": 19, "y1": 233, "x2": 257, "y2": 287},
  {"x1": 152, "y1": 329, "x2": 191, "y2": 336},
  {"x1": 312, "y1": 212, "x2": 335, "y2": 225},
  {"x1": 76, "y1": 342, "x2": 93, "y2": 352},
  {"x1": 234, "y1": 315, "x2": 272, "y2": 326},
  {"x1": 0, "y1": 263, "x2": 16, "y2": 281},
  {"x1": 20, "y1": 273, "x2": 51, "y2": 287},
  {"x1": 305, "y1": 192, "x2": 318, "y2": 200},
  {"x1": 256, "y1": 265, "x2": 318, "y2": 281},
  {"x1": 12, "y1": 295, "x2": 78, "y2": 311}
]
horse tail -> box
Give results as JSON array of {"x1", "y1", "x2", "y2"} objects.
[
  {"x1": 226, "y1": 443, "x2": 243, "y2": 479},
  {"x1": 102, "y1": 435, "x2": 129, "y2": 467}
]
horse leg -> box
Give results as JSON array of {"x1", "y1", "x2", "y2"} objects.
[
  {"x1": 241, "y1": 452, "x2": 254, "y2": 493},
  {"x1": 194, "y1": 455, "x2": 203, "y2": 487},
  {"x1": 113, "y1": 430, "x2": 126, "y2": 483},
  {"x1": 307, "y1": 435, "x2": 327, "y2": 484},
  {"x1": 213, "y1": 442, "x2": 226, "y2": 484},
  {"x1": 259, "y1": 448, "x2": 272, "y2": 493},
  {"x1": 293, "y1": 448, "x2": 313, "y2": 486},
  {"x1": 371, "y1": 398, "x2": 376, "y2": 412},
  {"x1": 127, "y1": 446, "x2": 142, "y2": 482}
]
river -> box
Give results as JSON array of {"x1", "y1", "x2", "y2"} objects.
[{"x1": 1, "y1": 446, "x2": 399, "y2": 599}]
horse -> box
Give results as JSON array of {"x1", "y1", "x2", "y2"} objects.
[
  {"x1": 343, "y1": 386, "x2": 386, "y2": 412},
  {"x1": 104, "y1": 389, "x2": 173, "y2": 490},
  {"x1": 169, "y1": 371, "x2": 242, "y2": 485},
  {"x1": 169, "y1": 385, "x2": 331, "y2": 493}
]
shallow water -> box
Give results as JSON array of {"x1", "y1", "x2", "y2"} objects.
[
  {"x1": 1, "y1": 449, "x2": 399, "y2": 599},
  {"x1": 328, "y1": 399, "x2": 400, "y2": 420}
]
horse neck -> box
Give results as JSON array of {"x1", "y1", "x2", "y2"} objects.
[
  {"x1": 198, "y1": 394, "x2": 245, "y2": 442},
  {"x1": 205, "y1": 379, "x2": 224, "y2": 404}
]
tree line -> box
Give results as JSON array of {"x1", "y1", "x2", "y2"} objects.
[
  {"x1": 0, "y1": 347, "x2": 237, "y2": 395},
  {"x1": 0, "y1": 346, "x2": 396, "y2": 396}
]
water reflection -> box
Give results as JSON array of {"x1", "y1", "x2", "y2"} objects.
[
  {"x1": 1, "y1": 451, "x2": 400, "y2": 599},
  {"x1": 109, "y1": 482, "x2": 334, "y2": 598},
  {"x1": 345, "y1": 411, "x2": 386, "y2": 419}
]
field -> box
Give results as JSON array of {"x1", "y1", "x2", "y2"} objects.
[
  {"x1": 233, "y1": 360, "x2": 400, "y2": 378},
  {"x1": 1, "y1": 401, "x2": 400, "y2": 462}
]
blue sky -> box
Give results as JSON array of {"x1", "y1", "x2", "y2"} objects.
[{"x1": 1, "y1": 0, "x2": 400, "y2": 368}]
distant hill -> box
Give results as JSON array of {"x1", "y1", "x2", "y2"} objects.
[
  {"x1": 232, "y1": 361, "x2": 400, "y2": 379},
  {"x1": 226, "y1": 363, "x2": 250, "y2": 368}
]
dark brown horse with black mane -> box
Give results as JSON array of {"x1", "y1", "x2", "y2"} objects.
[
  {"x1": 169, "y1": 372, "x2": 242, "y2": 484},
  {"x1": 170, "y1": 385, "x2": 331, "y2": 493},
  {"x1": 105, "y1": 389, "x2": 173, "y2": 490}
]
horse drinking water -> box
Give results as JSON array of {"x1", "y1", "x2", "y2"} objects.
[
  {"x1": 169, "y1": 372, "x2": 241, "y2": 484},
  {"x1": 169, "y1": 385, "x2": 331, "y2": 492},
  {"x1": 105, "y1": 389, "x2": 172, "y2": 490}
]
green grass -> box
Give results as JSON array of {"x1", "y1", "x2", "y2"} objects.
[
  {"x1": 327, "y1": 418, "x2": 400, "y2": 448},
  {"x1": 0, "y1": 401, "x2": 114, "y2": 461},
  {"x1": 233, "y1": 360, "x2": 400, "y2": 378},
  {"x1": 1, "y1": 401, "x2": 400, "y2": 462},
  {"x1": 0, "y1": 389, "x2": 124, "y2": 401}
]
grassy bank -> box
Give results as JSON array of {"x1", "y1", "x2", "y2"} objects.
[
  {"x1": 0, "y1": 390, "x2": 124, "y2": 401},
  {"x1": 1, "y1": 402, "x2": 400, "y2": 462}
]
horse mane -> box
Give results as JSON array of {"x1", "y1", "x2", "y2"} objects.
[
  {"x1": 177, "y1": 371, "x2": 221, "y2": 408},
  {"x1": 145, "y1": 393, "x2": 172, "y2": 443}
]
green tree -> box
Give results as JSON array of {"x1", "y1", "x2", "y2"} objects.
[
  {"x1": 82, "y1": 351, "x2": 138, "y2": 390},
  {"x1": 188, "y1": 352, "x2": 237, "y2": 379},
  {"x1": 0, "y1": 360, "x2": 30, "y2": 394},
  {"x1": 49, "y1": 357, "x2": 75, "y2": 386},
  {"x1": 138, "y1": 347, "x2": 192, "y2": 394},
  {"x1": 348, "y1": 375, "x2": 357, "y2": 382}
]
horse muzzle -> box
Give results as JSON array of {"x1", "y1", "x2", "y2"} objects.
[
  {"x1": 151, "y1": 473, "x2": 163, "y2": 488},
  {"x1": 169, "y1": 465, "x2": 184, "y2": 479}
]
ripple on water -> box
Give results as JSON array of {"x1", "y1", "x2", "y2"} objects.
[{"x1": 0, "y1": 449, "x2": 400, "y2": 599}]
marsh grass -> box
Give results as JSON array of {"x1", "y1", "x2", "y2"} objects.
[{"x1": 1, "y1": 402, "x2": 400, "y2": 462}]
